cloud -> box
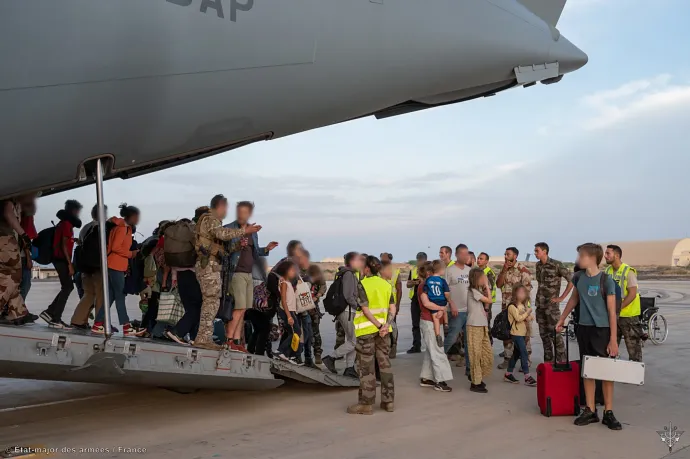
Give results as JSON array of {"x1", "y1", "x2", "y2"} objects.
[{"x1": 581, "y1": 75, "x2": 690, "y2": 130}]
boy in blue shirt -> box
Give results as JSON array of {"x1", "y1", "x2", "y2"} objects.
[
  {"x1": 557, "y1": 243, "x2": 622, "y2": 431},
  {"x1": 424, "y1": 260, "x2": 454, "y2": 347}
]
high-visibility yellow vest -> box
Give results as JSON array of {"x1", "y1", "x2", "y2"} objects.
[
  {"x1": 483, "y1": 266, "x2": 497, "y2": 302},
  {"x1": 408, "y1": 267, "x2": 418, "y2": 299},
  {"x1": 386, "y1": 268, "x2": 400, "y2": 303},
  {"x1": 447, "y1": 260, "x2": 455, "y2": 268},
  {"x1": 605, "y1": 263, "x2": 641, "y2": 317},
  {"x1": 355, "y1": 276, "x2": 393, "y2": 337},
  {"x1": 355, "y1": 271, "x2": 360, "y2": 281}
]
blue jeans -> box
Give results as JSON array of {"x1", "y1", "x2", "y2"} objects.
[
  {"x1": 95, "y1": 269, "x2": 130, "y2": 325},
  {"x1": 20, "y1": 258, "x2": 32, "y2": 300},
  {"x1": 507, "y1": 335, "x2": 529, "y2": 374},
  {"x1": 277, "y1": 309, "x2": 301, "y2": 358},
  {"x1": 300, "y1": 313, "x2": 313, "y2": 360},
  {"x1": 444, "y1": 311, "x2": 470, "y2": 375}
]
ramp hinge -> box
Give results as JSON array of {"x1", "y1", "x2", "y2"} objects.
[{"x1": 122, "y1": 342, "x2": 139, "y2": 356}]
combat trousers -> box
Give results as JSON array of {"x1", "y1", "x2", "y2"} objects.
[
  {"x1": 536, "y1": 304, "x2": 566, "y2": 363},
  {"x1": 335, "y1": 318, "x2": 345, "y2": 350},
  {"x1": 617, "y1": 316, "x2": 643, "y2": 362},
  {"x1": 410, "y1": 297, "x2": 422, "y2": 350},
  {"x1": 194, "y1": 262, "x2": 222, "y2": 346},
  {"x1": 0, "y1": 236, "x2": 28, "y2": 320},
  {"x1": 307, "y1": 308, "x2": 322, "y2": 358},
  {"x1": 356, "y1": 332, "x2": 394, "y2": 406}
]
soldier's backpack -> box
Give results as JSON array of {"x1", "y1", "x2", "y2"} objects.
[
  {"x1": 74, "y1": 222, "x2": 116, "y2": 274},
  {"x1": 323, "y1": 271, "x2": 349, "y2": 317},
  {"x1": 490, "y1": 308, "x2": 513, "y2": 341},
  {"x1": 164, "y1": 221, "x2": 196, "y2": 268},
  {"x1": 32, "y1": 224, "x2": 56, "y2": 265}
]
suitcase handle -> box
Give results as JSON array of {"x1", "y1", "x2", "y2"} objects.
[{"x1": 553, "y1": 329, "x2": 571, "y2": 371}]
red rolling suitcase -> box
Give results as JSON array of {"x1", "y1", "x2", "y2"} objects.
[{"x1": 537, "y1": 331, "x2": 581, "y2": 417}]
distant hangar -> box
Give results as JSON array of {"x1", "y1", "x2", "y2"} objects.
[{"x1": 606, "y1": 239, "x2": 690, "y2": 267}]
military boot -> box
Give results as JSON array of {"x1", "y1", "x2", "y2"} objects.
[
  {"x1": 347, "y1": 404, "x2": 373, "y2": 415},
  {"x1": 304, "y1": 358, "x2": 319, "y2": 370},
  {"x1": 314, "y1": 354, "x2": 322, "y2": 365},
  {"x1": 343, "y1": 367, "x2": 358, "y2": 379},
  {"x1": 380, "y1": 402, "x2": 394, "y2": 412}
]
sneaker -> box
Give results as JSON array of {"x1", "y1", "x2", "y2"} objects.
[
  {"x1": 294, "y1": 355, "x2": 304, "y2": 365},
  {"x1": 499, "y1": 351, "x2": 505, "y2": 358},
  {"x1": 434, "y1": 382, "x2": 452, "y2": 393},
  {"x1": 135, "y1": 328, "x2": 149, "y2": 337},
  {"x1": 289, "y1": 357, "x2": 304, "y2": 366},
  {"x1": 29, "y1": 313, "x2": 39, "y2": 322},
  {"x1": 122, "y1": 324, "x2": 137, "y2": 337},
  {"x1": 91, "y1": 322, "x2": 105, "y2": 334},
  {"x1": 407, "y1": 347, "x2": 421, "y2": 354},
  {"x1": 39, "y1": 310, "x2": 53, "y2": 325},
  {"x1": 504, "y1": 374, "x2": 519, "y2": 384},
  {"x1": 479, "y1": 381, "x2": 486, "y2": 389},
  {"x1": 470, "y1": 383, "x2": 488, "y2": 393},
  {"x1": 602, "y1": 410, "x2": 622, "y2": 430},
  {"x1": 235, "y1": 344, "x2": 248, "y2": 353},
  {"x1": 321, "y1": 355, "x2": 337, "y2": 374},
  {"x1": 497, "y1": 361, "x2": 509, "y2": 370},
  {"x1": 435, "y1": 335, "x2": 444, "y2": 347},
  {"x1": 275, "y1": 353, "x2": 290, "y2": 362},
  {"x1": 48, "y1": 321, "x2": 64, "y2": 329},
  {"x1": 343, "y1": 367, "x2": 359, "y2": 379},
  {"x1": 574, "y1": 407, "x2": 600, "y2": 426},
  {"x1": 165, "y1": 330, "x2": 187, "y2": 345},
  {"x1": 70, "y1": 323, "x2": 90, "y2": 330},
  {"x1": 524, "y1": 376, "x2": 537, "y2": 387},
  {"x1": 59, "y1": 321, "x2": 73, "y2": 330},
  {"x1": 420, "y1": 378, "x2": 435, "y2": 388},
  {"x1": 304, "y1": 359, "x2": 319, "y2": 370}
]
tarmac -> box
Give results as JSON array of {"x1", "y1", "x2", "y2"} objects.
[{"x1": 1, "y1": 280, "x2": 689, "y2": 459}]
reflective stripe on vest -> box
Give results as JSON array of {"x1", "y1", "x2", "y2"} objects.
[
  {"x1": 408, "y1": 267, "x2": 418, "y2": 299},
  {"x1": 483, "y1": 266, "x2": 497, "y2": 302},
  {"x1": 355, "y1": 276, "x2": 393, "y2": 337},
  {"x1": 605, "y1": 263, "x2": 641, "y2": 317}
]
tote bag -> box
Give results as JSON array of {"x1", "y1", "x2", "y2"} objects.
[
  {"x1": 157, "y1": 289, "x2": 184, "y2": 325},
  {"x1": 295, "y1": 276, "x2": 316, "y2": 313}
]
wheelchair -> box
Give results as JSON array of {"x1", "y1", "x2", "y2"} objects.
[{"x1": 640, "y1": 296, "x2": 668, "y2": 344}]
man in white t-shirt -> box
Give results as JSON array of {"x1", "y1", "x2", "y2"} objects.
[{"x1": 444, "y1": 244, "x2": 472, "y2": 376}]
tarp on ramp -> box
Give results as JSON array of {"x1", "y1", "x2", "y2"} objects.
[{"x1": 270, "y1": 360, "x2": 359, "y2": 387}]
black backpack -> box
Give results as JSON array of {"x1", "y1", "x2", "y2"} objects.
[
  {"x1": 490, "y1": 308, "x2": 513, "y2": 341},
  {"x1": 32, "y1": 225, "x2": 56, "y2": 265},
  {"x1": 323, "y1": 271, "x2": 349, "y2": 317},
  {"x1": 74, "y1": 222, "x2": 116, "y2": 273}
]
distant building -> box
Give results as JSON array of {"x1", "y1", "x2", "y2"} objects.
[
  {"x1": 604, "y1": 239, "x2": 690, "y2": 267},
  {"x1": 321, "y1": 257, "x2": 344, "y2": 265},
  {"x1": 31, "y1": 267, "x2": 58, "y2": 279}
]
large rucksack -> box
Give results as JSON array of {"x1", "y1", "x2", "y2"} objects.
[
  {"x1": 164, "y1": 221, "x2": 196, "y2": 267},
  {"x1": 32, "y1": 225, "x2": 56, "y2": 265},
  {"x1": 74, "y1": 222, "x2": 116, "y2": 273},
  {"x1": 323, "y1": 271, "x2": 349, "y2": 317},
  {"x1": 491, "y1": 308, "x2": 513, "y2": 341}
]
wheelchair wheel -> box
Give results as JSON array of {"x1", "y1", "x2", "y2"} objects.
[{"x1": 648, "y1": 312, "x2": 668, "y2": 344}]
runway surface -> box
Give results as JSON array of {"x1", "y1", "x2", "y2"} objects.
[{"x1": 1, "y1": 280, "x2": 689, "y2": 459}]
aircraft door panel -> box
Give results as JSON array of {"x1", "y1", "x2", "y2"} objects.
[{"x1": 0, "y1": 0, "x2": 319, "y2": 91}]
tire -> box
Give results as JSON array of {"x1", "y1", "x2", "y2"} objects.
[{"x1": 648, "y1": 312, "x2": 668, "y2": 344}]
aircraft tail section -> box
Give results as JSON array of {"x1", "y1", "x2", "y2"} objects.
[{"x1": 518, "y1": 0, "x2": 567, "y2": 27}]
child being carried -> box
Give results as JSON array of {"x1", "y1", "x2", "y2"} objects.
[{"x1": 423, "y1": 260, "x2": 455, "y2": 347}]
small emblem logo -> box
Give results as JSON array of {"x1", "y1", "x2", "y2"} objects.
[{"x1": 657, "y1": 422, "x2": 684, "y2": 453}]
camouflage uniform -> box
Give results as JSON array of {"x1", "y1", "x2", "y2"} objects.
[
  {"x1": 0, "y1": 200, "x2": 29, "y2": 322},
  {"x1": 617, "y1": 317, "x2": 643, "y2": 362},
  {"x1": 535, "y1": 257, "x2": 572, "y2": 363},
  {"x1": 309, "y1": 278, "x2": 327, "y2": 360},
  {"x1": 193, "y1": 211, "x2": 244, "y2": 348},
  {"x1": 500, "y1": 262, "x2": 533, "y2": 361},
  {"x1": 356, "y1": 333, "x2": 394, "y2": 405},
  {"x1": 335, "y1": 318, "x2": 345, "y2": 350}
]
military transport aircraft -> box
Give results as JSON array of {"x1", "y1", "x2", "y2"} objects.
[
  {"x1": 0, "y1": 0, "x2": 586, "y2": 391},
  {"x1": 0, "y1": 0, "x2": 586, "y2": 200}
]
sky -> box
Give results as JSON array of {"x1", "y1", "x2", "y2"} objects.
[{"x1": 34, "y1": 0, "x2": 690, "y2": 264}]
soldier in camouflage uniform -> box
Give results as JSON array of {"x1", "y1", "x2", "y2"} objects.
[
  {"x1": 193, "y1": 195, "x2": 260, "y2": 350},
  {"x1": 534, "y1": 242, "x2": 574, "y2": 363},
  {"x1": 0, "y1": 199, "x2": 31, "y2": 325},
  {"x1": 496, "y1": 247, "x2": 533, "y2": 369},
  {"x1": 308, "y1": 264, "x2": 327, "y2": 364}
]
